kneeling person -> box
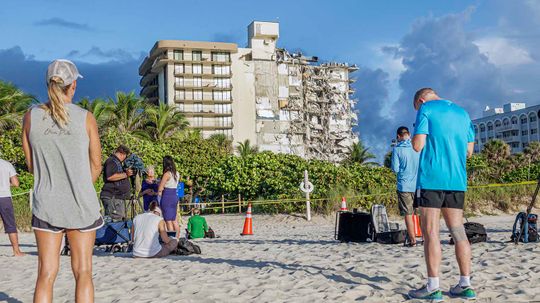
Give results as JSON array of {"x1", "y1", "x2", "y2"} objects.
[{"x1": 133, "y1": 202, "x2": 178, "y2": 258}]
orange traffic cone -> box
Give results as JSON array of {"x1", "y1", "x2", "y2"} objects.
[
  {"x1": 413, "y1": 214, "x2": 422, "y2": 238},
  {"x1": 241, "y1": 203, "x2": 253, "y2": 236},
  {"x1": 340, "y1": 197, "x2": 348, "y2": 211}
]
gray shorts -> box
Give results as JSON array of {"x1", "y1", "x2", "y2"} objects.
[
  {"x1": 397, "y1": 191, "x2": 415, "y2": 216},
  {"x1": 32, "y1": 215, "x2": 104, "y2": 233},
  {"x1": 152, "y1": 239, "x2": 178, "y2": 258},
  {"x1": 0, "y1": 197, "x2": 17, "y2": 233}
]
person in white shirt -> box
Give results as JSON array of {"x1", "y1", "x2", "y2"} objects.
[
  {"x1": 0, "y1": 158, "x2": 25, "y2": 257},
  {"x1": 132, "y1": 201, "x2": 178, "y2": 258}
]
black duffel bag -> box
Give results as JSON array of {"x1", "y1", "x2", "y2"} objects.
[
  {"x1": 449, "y1": 222, "x2": 487, "y2": 245},
  {"x1": 375, "y1": 230, "x2": 406, "y2": 244}
]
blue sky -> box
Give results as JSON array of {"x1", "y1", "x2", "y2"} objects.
[{"x1": 1, "y1": 0, "x2": 540, "y2": 159}]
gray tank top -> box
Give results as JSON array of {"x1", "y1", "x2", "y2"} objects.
[{"x1": 29, "y1": 103, "x2": 101, "y2": 228}]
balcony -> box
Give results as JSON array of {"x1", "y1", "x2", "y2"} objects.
[
  {"x1": 182, "y1": 110, "x2": 233, "y2": 117},
  {"x1": 502, "y1": 135, "x2": 521, "y2": 143},
  {"x1": 497, "y1": 124, "x2": 520, "y2": 132},
  {"x1": 174, "y1": 71, "x2": 232, "y2": 78},
  {"x1": 174, "y1": 82, "x2": 232, "y2": 91},
  {"x1": 174, "y1": 99, "x2": 232, "y2": 104}
]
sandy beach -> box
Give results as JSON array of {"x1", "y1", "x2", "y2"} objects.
[{"x1": 1, "y1": 213, "x2": 539, "y2": 302}]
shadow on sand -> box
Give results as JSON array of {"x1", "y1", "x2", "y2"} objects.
[{"x1": 0, "y1": 292, "x2": 24, "y2": 303}]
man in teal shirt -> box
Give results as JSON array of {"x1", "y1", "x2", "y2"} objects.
[
  {"x1": 408, "y1": 88, "x2": 476, "y2": 302},
  {"x1": 187, "y1": 208, "x2": 208, "y2": 239},
  {"x1": 391, "y1": 126, "x2": 420, "y2": 246}
]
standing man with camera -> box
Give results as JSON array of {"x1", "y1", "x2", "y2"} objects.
[{"x1": 100, "y1": 145, "x2": 133, "y2": 221}]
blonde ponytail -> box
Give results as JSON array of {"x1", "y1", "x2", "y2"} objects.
[{"x1": 43, "y1": 76, "x2": 71, "y2": 128}]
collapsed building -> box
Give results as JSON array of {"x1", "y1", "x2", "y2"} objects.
[{"x1": 139, "y1": 21, "x2": 358, "y2": 162}]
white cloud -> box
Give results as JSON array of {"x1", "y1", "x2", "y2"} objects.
[{"x1": 474, "y1": 37, "x2": 534, "y2": 66}]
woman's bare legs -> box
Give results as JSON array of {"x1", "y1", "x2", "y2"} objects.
[
  {"x1": 34, "y1": 230, "x2": 63, "y2": 303},
  {"x1": 66, "y1": 229, "x2": 96, "y2": 303}
]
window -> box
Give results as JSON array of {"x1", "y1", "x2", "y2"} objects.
[
  {"x1": 512, "y1": 117, "x2": 518, "y2": 125},
  {"x1": 177, "y1": 103, "x2": 184, "y2": 112},
  {"x1": 532, "y1": 128, "x2": 538, "y2": 134},
  {"x1": 217, "y1": 116, "x2": 232, "y2": 127},
  {"x1": 522, "y1": 130, "x2": 529, "y2": 136},
  {"x1": 503, "y1": 119, "x2": 510, "y2": 126},
  {"x1": 174, "y1": 64, "x2": 184, "y2": 74},
  {"x1": 214, "y1": 104, "x2": 231, "y2": 114},
  {"x1": 511, "y1": 142, "x2": 520, "y2": 148},
  {"x1": 193, "y1": 77, "x2": 202, "y2": 87},
  {"x1": 521, "y1": 117, "x2": 527, "y2": 124},
  {"x1": 175, "y1": 77, "x2": 184, "y2": 87},
  {"x1": 213, "y1": 91, "x2": 231, "y2": 101},
  {"x1": 214, "y1": 78, "x2": 231, "y2": 88},
  {"x1": 192, "y1": 64, "x2": 202, "y2": 74},
  {"x1": 481, "y1": 138, "x2": 486, "y2": 143},
  {"x1": 530, "y1": 115, "x2": 537, "y2": 122},
  {"x1": 193, "y1": 116, "x2": 203, "y2": 127},
  {"x1": 175, "y1": 90, "x2": 185, "y2": 101},
  {"x1": 474, "y1": 126, "x2": 478, "y2": 133},
  {"x1": 523, "y1": 142, "x2": 529, "y2": 148},
  {"x1": 192, "y1": 51, "x2": 202, "y2": 61},
  {"x1": 511, "y1": 130, "x2": 519, "y2": 136},
  {"x1": 480, "y1": 125, "x2": 486, "y2": 132},
  {"x1": 211, "y1": 52, "x2": 230, "y2": 62},
  {"x1": 487, "y1": 124, "x2": 493, "y2": 131},
  {"x1": 173, "y1": 50, "x2": 183, "y2": 60},
  {"x1": 495, "y1": 120, "x2": 502, "y2": 128},
  {"x1": 194, "y1": 103, "x2": 203, "y2": 112},
  {"x1": 212, "y1": 65, "x2": 230, "y2": 75},
  {"x1": 193, "y1": 89, "x2": 203, "y2": 100}
]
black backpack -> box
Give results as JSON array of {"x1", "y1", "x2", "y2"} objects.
[
  {"x1": 511, "y1": 212, "x2": 538, "y2": 243},
  {"x1": 176, "y1": 238, "x2": 202, "y2": 255},
  {"x1": 205, "y1": 227, "x2": 216, "y2": 239},
  {"x1": 449, "y1": 222, "x2": 487, "y2": 245}
]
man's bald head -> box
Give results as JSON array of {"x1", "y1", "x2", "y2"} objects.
[{"x1": 413, "y1": 88, "x2": 440, "y2": 110}]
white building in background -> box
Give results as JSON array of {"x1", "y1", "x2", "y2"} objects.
[
  {"x1": 472, "y1": 102, "x2": 540, "y2": 153},
  {"x1": 139, "y1": 21, "x2": 358, "y2": 162}
]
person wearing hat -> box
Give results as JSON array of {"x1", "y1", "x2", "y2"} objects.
[
  {"x1": 22, "y1": 59, "x2": 103, "y2": 302},
  {"x1": 132, "y1": 201, "x2": 178, "y2": 258}
]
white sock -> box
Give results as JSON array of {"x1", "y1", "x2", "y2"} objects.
[
  {"x1": 427, "y1": 277, "x2": 440, "y2": 292},
  {"x1": 459, "y1": 276, "x2": 471, "y2": 287}
]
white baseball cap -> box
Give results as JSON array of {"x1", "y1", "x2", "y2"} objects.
[{"x1": 46, "y1": 59, "x2": 83, "y2": 87}]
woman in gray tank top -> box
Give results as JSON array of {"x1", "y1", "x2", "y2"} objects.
[{"x1": 22, "y1": 59, "x2": 102, "y2": 303}]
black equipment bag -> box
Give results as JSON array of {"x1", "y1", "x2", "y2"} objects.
[
  {"x1": 449, "y1": 222, "x2": 487, "y2": 245},
  {"x1": 176, "y1": 238, "x2": 202, "y2": 255},
  {"x1": 375, "y1": 230, "x2": 406, "y2": 244},
  {"x1": 205, "y1": 227, "x2": 216, "y2": 239},
  {"x1": 335, "y1": 211, "x2": 373, "y2": 243}
]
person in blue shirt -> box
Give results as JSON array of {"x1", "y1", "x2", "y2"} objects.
[
  {"x1": 408, "y1": 88, "x2": 476, "y2": 302},
  {"x1": 391, "y1": 126, "x2": 420, "y2": 247}
]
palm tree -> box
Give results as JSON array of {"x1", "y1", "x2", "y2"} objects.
[
  {"x1": 140, "y1": 102, "x2": 189, "y2": 141},
  {"x1": 104, "y1": 92, "x2": 147, "y2": 133},
  {"x1": 208, "y1": 133, "x2": 233, "y2": 153},
  {"x1": 481, "y1": 139, "x2": 511, "y2": 181},
  {"x1": 383, "y1": 151, "x2": 393, "y2": 168},
  {"x1": 344, "y1": 141, "x2": 378, "y2": 165},
  {"x1": 77, "y1": 97, "x2": 110, "y2": 128},
  {"x1": 481, "y1": 139, "x2": 511, "y2": 163},
  {"x1": 524, "y1": 141, "x2": 540, "y2": 162},
  {"x1": 236, "y1": 139, "x2": 258, "y2": 158},
  {"x1": 0, "y1": 81, "x2": 35, "y2": 130}
]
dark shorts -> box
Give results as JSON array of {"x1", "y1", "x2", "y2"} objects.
[
  {"x1": 32, "y1": 215, "x2": 105, "y2": 233},
  {"x1": 397, "y1": 191, "x2": 415, "y2": 216},
  {"x1": 101, "y1": 196, "x2": 127, "y2": 222},
  {"x1": 418, "y1": 190, "x2": 465, "y2": 209},
  {"x1": 0, "y1": 197, "x2": 17, "y2": 233}
]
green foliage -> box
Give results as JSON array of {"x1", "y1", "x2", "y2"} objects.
[
  {"x1": 235, "y1": 139, "x2": 258, "y2": 158},
  {"x1": 0, "y1": 81, "x2": 36, "y2": 130},
  {"x1": 383, "y1": 151, "x2": 392, "y2": 168}
]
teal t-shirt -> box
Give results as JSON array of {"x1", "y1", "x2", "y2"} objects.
[{"x1": 414, "y1": 100, "x2": 475, "y2": 191}]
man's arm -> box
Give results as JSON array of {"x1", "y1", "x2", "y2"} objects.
[
  {"x1": 412, "y1": 134, "x2": 427, "y2": 152},
  {"x1": 203, "y1": 218, "x2": 208, "y2": 232},
  {"x1": 10, "y1": 175, "x2": 19, "y2": 187},
  {"x1": 390, "y1": 149, "x2": 399, "y2": 173},
  {"x1": 467, "y1": 142, "x2": 474, "y2": 158},
  {"x1": 158, "y1": 220, "x2": 172, "y2": 244}
]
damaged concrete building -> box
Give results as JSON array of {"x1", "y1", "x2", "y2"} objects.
[{"x1": 139, "y1": 21, "x2": 358, "y2": 162}]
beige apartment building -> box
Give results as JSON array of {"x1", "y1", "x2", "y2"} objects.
[{"x1": 139, "y1": 21, "x2": 358, "y2": 162}]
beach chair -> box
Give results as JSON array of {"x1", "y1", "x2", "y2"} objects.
[
  {"x1": 60, "y1": 219, "x2": 133, "y2": 256},
  {"x1": 370, "y1": 204, "x2": 406, "y2": 244}
]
